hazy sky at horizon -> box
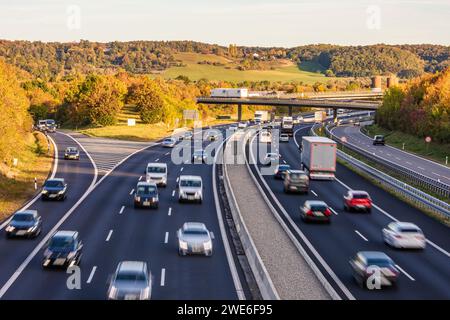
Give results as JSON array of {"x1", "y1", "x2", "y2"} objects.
[{"x1": 0, "y1": 0, "x2": 449, "y2": 46}]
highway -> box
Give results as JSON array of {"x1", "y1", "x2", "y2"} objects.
[
  {"x1": 0, "y1": 127, "x2": 245, "y2": 299},
  {"x1": 332, "y1": 125, "x2": 450, "y2": 185},
  {"x1": 248, "y1": 124, "x2": 450, "y2": 299}
]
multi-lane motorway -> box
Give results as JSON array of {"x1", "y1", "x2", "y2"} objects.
[
  {"x1": 0, "y1": 122, "x2": 449, "y2": 300},
  {"x1": 248, "y1": 124, "x2": 450, "y2": 299}
]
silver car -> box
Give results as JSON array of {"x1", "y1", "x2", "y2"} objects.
[
  {"x1": 162, "y1": 137, "x2": 177, "y2": 148},
  {"x1": 108, "y1": 261, "x2": 152, "y2": 300},
  {"x1": 177, "y1": 222, "x2": 213, "y2": 256},
  {"x1": 178, "y1": 175, "x2": 203, "y2": 203}
]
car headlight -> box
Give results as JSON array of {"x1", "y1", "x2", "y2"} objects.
[
  {"x1": 152, "y1": 197, "x2": 158, "y2": 202},
  {"x1": 195, "y1": 192, "x2": 201, "y2": 198},
  {"x1": 204, "y1": 241, "x2": 212, "y2": 250},
  {"x1": 6, "y1": 225, "x2": 15, "y2": 232},
  {"x1": 58, "y1": 190, "x2": 65, "y2": 195},
  {"x1": 67, "y1": 252, "x2": 76, "y2": 260},
  {"x1": 179, "y1": 240, "x2": 188, "y2": 250},
  {"x1": 140, "y1": 287, "x2": 151, "y2": 300},
  {"x1": 27, "y1": 226, "x2": 36, "y2": 232},
  {"x1": 108, "y1": 286, "x2": 118, "y2": 299},
  {"x1": 41, "y1": 190, "x2": 48, "y2": 194},
  {"x1": 135, "y1": 196, "x2": 141, "y2": 202}
]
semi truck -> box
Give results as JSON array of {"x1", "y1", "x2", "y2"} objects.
[
  {"x1": 210, "y1": 88, "x2": 248, "y2": 98},
  {"x1": 314, "y1": 111, "x2": 327, "y2": 123},
  {"x1": 281, "y1": 116, "x2": 294, "y2": 136},
  {"x1": 301, "y1": 136, "x2": 337, "y2": 180},
  {"x1": 254, "y1": 111, "x2": 269, "y2": 124}
]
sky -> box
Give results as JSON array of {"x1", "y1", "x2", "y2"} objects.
[{"x1": 0, "y1": 0, "x2": 449, "y2": 46}]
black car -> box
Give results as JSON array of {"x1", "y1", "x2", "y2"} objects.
[
  {"x1": 5, "y1": 210, "x2": 42, "y2": 238},
  {"x1": 43, "y1": 231, "x2": 83, "y2": 268},
  {"x1": 373, "y1": 135, "x2": 385, "y2": 146},
  {"x1": 134, "y1": 182, "x2": 159, "y2": 209},
  {"x1": 274, "y1": 164, "x2": 291, "y2": 180},
  {"x1": 41, "y1": 178, "x2": 67, "y2": 201}
]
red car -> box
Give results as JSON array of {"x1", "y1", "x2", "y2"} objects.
[{"x1": 344, "y1": 190, "x2": 372, "y2": 213}]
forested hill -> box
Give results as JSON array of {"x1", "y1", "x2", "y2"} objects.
[{"x1": 0, "y1": 40, "x2": 447, "y2": 80}]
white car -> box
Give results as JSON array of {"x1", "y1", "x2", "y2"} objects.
[
  {"x1": 145, "y1": 163, "x2": 167, "y2": 187},
  {"x1": 279, "y1": 134, "x2": 289, "y2": 142},
  {"x1": 238, "y1": 122, "x2": 247, "y2": 129},
  {"x1": 177, "y1": 222, "x2": 213, "y2": 256},
  {"x1": 162, "y1": 137, "x2": 176, "y2": 148},
  {"x1": 262, "y1": 152, "x2": 280, "y2": 166},
  {"x1": 259, "y1": 131, "x2": 272, "y2": 143},
  {"x1": 382, "y1": 222, "x2": 426, "y2": 249},
  {"x1": 178, "y1": 175, "x2": 203, "y2": 203}
]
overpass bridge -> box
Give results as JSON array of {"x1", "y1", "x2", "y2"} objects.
[{"x1": 196, "y1": 97, "x2": 381, "y2": 121}]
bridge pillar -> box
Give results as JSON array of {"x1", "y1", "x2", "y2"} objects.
[
  {"x1": 288, "y1": 106, "x2": 293, "y2": 116},
  {"x1": 333, "y1": 108, "x2": 338, "y2": 123},
  {"x1": 237, "y1": 104, "x2": 242, "y2": 122}
]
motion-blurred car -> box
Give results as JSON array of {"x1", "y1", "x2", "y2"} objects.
[
  {"x1": 42, "y1": 231, "x2": 82, "y2": 268},
  {"x1": 162, "y1": 137, "x2": 177, "y2": 148},
  {"x1": 344, "y1": 190, "x2": 372, "y2": 213},
  {"x1": 279, "y1": 133, "x2": 289, "y2": 142},
  {"x1": 145, "y1": 162, "x2": 167, "y2": 187},
  {"x1": 274, "y1": 164, "x2": 291, "y2": 179},
  {"x1": 108, "y1": 261, "x2": 152, "y2": 300},
  {"x1": 373, "y1": 135, "x2": 385, "y2": 146},
  {"x1": 177, "y1": 222, "x2": 213, "y2": 256},
  {"x1": 134, "y1": 181, "x2": 159, "y2": 209},
  {"x1": 5, "y1": 210, "x2": 42, "y2": 238},
  {"x1": 350, "y1": 251, "x2": 399, "y2": 289},
  {"x1": 262, "y1": 152, "x2": 280, "y2": 166},
  {"x1": 37, "y1": 120, "x2": 47, "y2": 132},
  {"x1": 382, "y1": 222, "x2": 426, "y2": 249},
  {"x1": 41, "y1": 178, "x2": 67, "y2": 201},
  {"x1": 183, "y1": 131, "x2": 193, "y2": 140},
  {"x1": 192, "y1": 149, "x2": 208, "y2": 163},
  {"x1": 284, "y1": 170, "x2": 309, "y2": 194},
  {"x1": 64, "y1": 147, "x2": 80, "y2": 160},
  {"x1": 300, "y1": 200, "x2": 332, "y2": 223},
  {"x1": 178, "y1": 175, "x2": 203, "y2": 203}
]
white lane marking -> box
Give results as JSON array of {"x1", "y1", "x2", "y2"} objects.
[
  {"x1": 282, "y1": 159, "x2": 287, "y2": 164},
  {"x1": 395, "y1": 264, "x2": 415, "y2": 281},
  {"x1": 155, "y1": 158, "x2": 159, "y2": 162},
  {"x1": 406, "y1": 162, "x2": 412, "y2": 165},
  {"x1": 138, "y1": 176, "x2": 142, "y2": 181},
  {"x1": 418, "y1": 167, "x2": 425, "y2": 170},
  {"x1": 0, "y1": 133, "x2": 99, "y2": 298},
  {"x1": 119, "y1": 206, "x2": 125, "y2": 214},
  {"x1": 106, "y1": 230, "x2": 113, "y2": 242},
  {"x1": 180, "y1": 167, "x2": 184, "y2": 172},
  {"x1": 165, "y1": 152, "x2": 170, "y2": 156},
  {"x1": 168, "y1": 207, "x2": 172, "y2": 216},
  {"x1": 176, "y1": 177, "x2": 179, "y2": 183},
  {"x1": 164, "y1": 232, "x2": 169, "y2": 244},
  {"x1": 395, "y1": 157, "x2": 401, "y2": 161},
  {"x1": 330, "y1": 207, "x2": 339, "y2": 215},
  {"x1": 172, "y1": 190, "x2": 175, "y2": 197},
  {"x1": 86, "y1": 266, "x2": 97, "y2": 284},
  {"x1": 0, "y1": 134, "x2": 58, "y2": 231},
  {"x1": 432, "y1": 172, "x2": 441, "y2": 177},
  {"x1": 129, "y1": 188, "x2": 134, "y2": 195},
  {"x1": 334, "y1": 177, "x2": 450, "y2": 258},
  {"x1": 386, "y1": 153, "x2": 391, "y2": 156},
  {"x1": 160, "y1": 268, "x2": 166, "y2": 286},
  {"x1": 311, "y1": 190, "x2": 318, "y2": 197},
  {"x1": 354, "y1": 230, "x2": 368, "y2": 242}
]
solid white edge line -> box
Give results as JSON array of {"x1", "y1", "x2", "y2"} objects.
[
  {"x1": 160, "y1": 268, "x2": 166, "y2": 286},
  {"x1": 0, "y1": 133, "x2": 59, "y2": 231},
  {"x1": 250, "y1": 132, "x2": 350, "y2": 300},
  {"x1": 86, "y1": 266, "x2": 97, "y2": 284},
  {"x1": 0, "y1": 138, "x2": 159, "y2": 298},
  {"x1": 395, "y1": 264, "x2": 415, "y2": 281},
  {"x1": 354, "y1": 230, "x2": 369, "y2": 242},
  {"x1": 213, "y1": 135, "x2": 246, "y2": 300}
]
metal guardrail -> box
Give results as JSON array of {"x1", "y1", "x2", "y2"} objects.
[
  {"x1": 324, "y1": 123, "x2": 450, "y2": 199},
  {"x1": 311, "y1": 124, "x2": 450, "y2": 218}
]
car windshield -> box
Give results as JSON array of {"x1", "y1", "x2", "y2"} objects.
[
  {"x1": 366, "y1": 258, "x2": 393, "y2": 267},
  {"x1": 46, "y1": 120, "x2": 55, "y2": 125},
  {"x1": 184, "y1": 229, "x2": 208, "y2": 236},
  {"x1": 353, "y1": 193, "x2": 369, "y2": 199},
  {"x1": 375, "y1": 136, "x2": 384, "y2": 140},
  {"x1": 67, "y1": 148, "x2": 77, "y2": 153},
  {"x1": 116, "y1": 271, "x2": 146, "y2": 282},
  {"x1": 13, "y1": 213, "x2": 34, "y2": 222},
  {"x1": 137, "y1": 186, "x2": 157, "y2": 194},
  {"x1": 49, "y1": 236, "x2": 74, "y2": 250},
  {"x1": 147, "y1": 166, "x2": 166, "y2": 173},
  {"x1": 180, "y1": 180, "x2": 201, "y2": 187},
  {"x1": 45, "y1": 180, "x2": 64, "y2": 188}
]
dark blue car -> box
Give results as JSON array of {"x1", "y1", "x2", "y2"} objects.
[
  {"x1": 41, "y1": 178, "x2": 67, "y2": 201},
  {"x1": 274, "y1": 164, "x2": 291, "y2": 180},
  {"x1": 5, "y1": 210, "x2": 42, "y2": 238}
]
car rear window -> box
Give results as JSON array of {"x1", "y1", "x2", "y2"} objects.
[
  {"x1": 353, "y1": 193, "x2": 369, "y2": 199},
  {"x1": 399, "y1": 227, "x2": 421, "y2": 233},
  {"x1": 116, "y1": 272, "x2": 146, "y2": 282},
  {"x1": 147, "y1": 167, "x2": 166, "y2": 173},
  {"x1": 180, "y1": 180, "x2": 201, "y2": 187},
  {"x1": 366, "y1": 258, "x2": 393, "y2": 267},
  {"x1": 310, "y1": 204, "x2": 327, "y2": 211}
]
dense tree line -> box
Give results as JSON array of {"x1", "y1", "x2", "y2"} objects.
[
  {"x1": 376, "y1": 67, "x2": 450, "y2": 143},
  {"x1": 0, "y1": 40, "x2": 447, "y2": 80}
]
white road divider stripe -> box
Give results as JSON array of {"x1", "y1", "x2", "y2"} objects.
[
  {"x1": 354, "y1": 230, "x2": 368, "y2": 242},
  {"x1": 395, "y1": 264, "x2": 415, "y2": 281},
  {"x1": 311, "y1": 190, "x2": 318, "y2": 197},
  {"x1": 138, "y1": 176, "x2": 142, "y2": 181},
  {"x1": 119, "y1": 206, "x2": 125, "y2": 214},
  {"x1": 106, "y1": 230, "x2": 113, "y2": 242},
  {"x1": 87, "y1": 266, "x2": 97, "y2": 284},
  {"x1": 329, "y1": 207, "x2": 339, "y2": 215},
  {"x1": 164, "y1": 232, "x2": 169, "y2": 244},
  {"x1": 129, "y1": 189, "x2": 134, "y2": 195},
  {"x1": 160, "y1": 268, "x2": 166, "y2": 286},
  {"x1": 168, "y1": 207, "x2": 172, "y2": 216},
  {"x1": 172, "y1": 190, "x2": 176, "y2": 197}
]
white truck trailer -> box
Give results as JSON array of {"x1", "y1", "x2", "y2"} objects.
[
  {"x1": 210, "y1": 88, "x2": 248, "y2": 98},
  {"x1": 301, "y1": 136, "x2": 337, "y2": 180},
  {"x1": 281, "y1": 116, "x2": 294, "y2": 136},
  {"x1": 254, "y1": 110, "x2": 269, "y2": 124}
]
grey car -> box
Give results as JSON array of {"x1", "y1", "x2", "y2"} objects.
[
  {"x1": 162, "y1": 137, "x2": 177, "y2": 148},
  {"x1": 177, "y1": 222, "x2": 213, "y2": 256},
  {"x1": 5, "y1": 210, "x2": 42, "y2": 238},
  {"x1": 284, "y1": 170, "x2": 309, "y2": 194},
  {"x1": 108, "y1": 261, "x2": 152, "y2": 300}
]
